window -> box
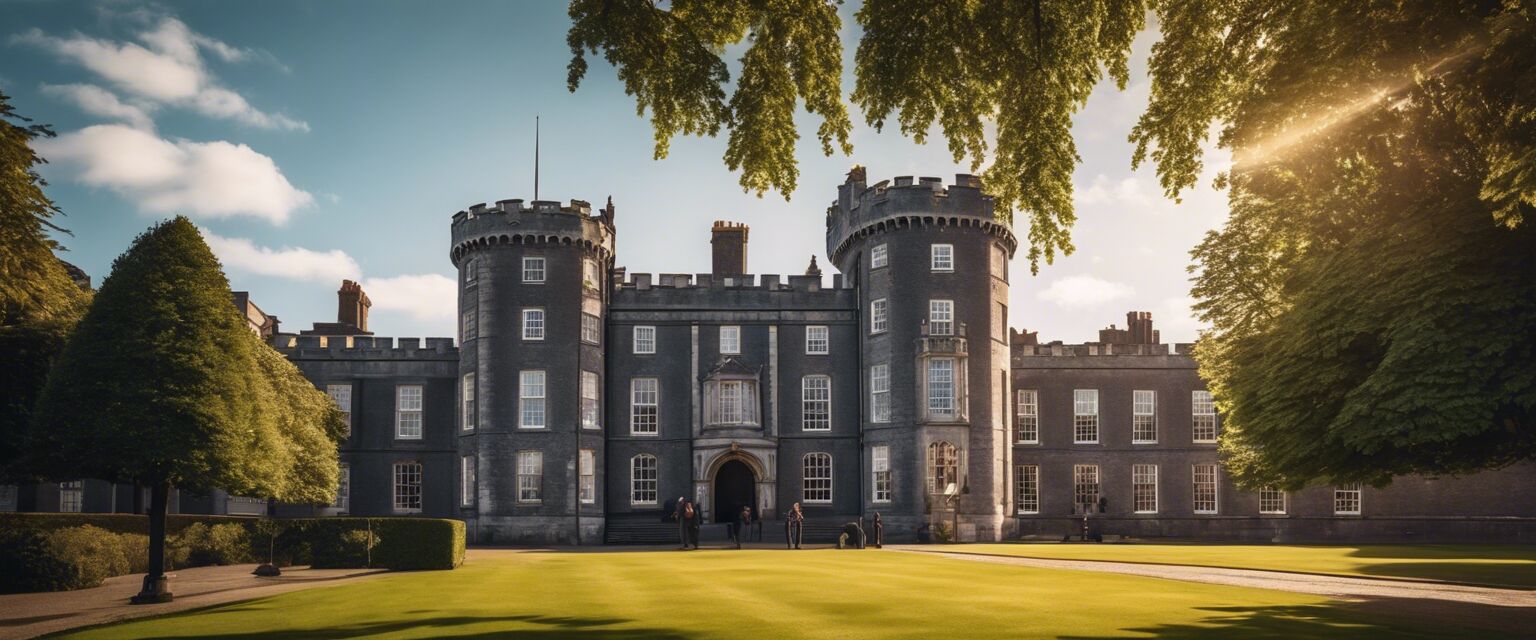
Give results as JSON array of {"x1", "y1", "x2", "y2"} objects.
[
  {"x1": 992, "y1": 243, "x2": 1008, "y2": 281},
  {"x1": 1334, "y1": 483, "x2": 1362, "y2": 515},
  {"x1": 709, "y1": 379, "x2": 759, "y2": 425},
  {"x1": 461, "y1": 373, "x2": 476, "y2": 431},
  {"x1": 460, "y1": 455, "x2": 476, "y2": 506},
  {"x1": 395, "y1": 385, "x2": 423, "y2": 439},
  {"x1": 583, "y1": 257, "x2": 599, "y2": 287},
  {"x1": 1193, "y1": 464, "x2": 1219, "y2": 514},
  {"x1": 927, "y1": 441, "x2": 959, "y2": 494},
  {"x1": 393, "y1": 461, "x2": 422, "y2": 513},
  {"x1": 59, "y1": 480, "x2": 83, "y2": 513},
  {"x1": 631, "y1": 455, "x2": 658, "y2": 505},
  {"x1": 1133, "y1": 390, "x2": 1157, "y2": 443},
  {"x1": 519, "y1": 371, "x2": 546, "y2": 428},
  {"x1": 872, "y1": 446, "x2": 891, "y2": 503},
  {"x1": 463, "y1": 258, "x2": 477, "y2": 284},
  {"x1": 1260, "y1": 487, "x2": 1288, "y2": 514},
  {"x1": 581, "y1": 313, "x2": 601, "y2": 344},
  {"x1": 720, "y1": 325, "x2": 741, "y2": 354},
  {"x1": 522, "y1": 256, "x2": 545, "y2": 283},
  {"x1": 1073, "y1": 464, "x2": 1100, "y2": 512},
  {"x1": 1192, "y1": 390, "x2": 1218, "y2": 443},
  {"x1": 579, "y1": 449, "x2": 596, "y2": 504},
  {"x1": 805, "y1": 325, "x2": 829, "y2": 354},
  {"x1": 870, "y1": 364, "x2": 890, "y2": 423},
  {"x1": 929, "y1": 300, "x2": 955, "y2": 335},
  {"x1": 993, "y1": 302, "x2": 1007, "y2": 342},
  {"x1": 931, "y1": 243, "x2": 954, "y2": 271},
  {"x1": 870, "y1": 243, "x2": 888, "y2": 269},
  {"x1": 870, "y1": 299, "x2": 888, "y2": 334},
  {"x1": 633, "y1": 326, "x2": 656, "y2": 354},
  {"x1": 1015, "y1": 390, "x2": 1038, "y2": 443},
  {"x1": 581, "y1": 371, "x2": 600, "y2": 430},
  {"x1": 517, "y1": 451, "x2": 543, "y2": 503},
  {"x1": 522, "y1": 308, "x2": 545, "y2": 341},
  {"x1": 927, "y1": 358, "x2": 956, "y2": 418},
  {"x1": 1133, "y1": 464, "x2": 1158, "y2": 513},
  {"x1": 1016, "y1": 465, "x2": 1039, "y2": 514},
  {"x1": 1073, "y1": 389, "x2": 1099, "y2": 443},
  {"x1": 461, "y1": 309, "x2": 477, "y2": 342},
  {"x1": 333, "y1": 463, "x2": 350, "y2": 512},
  {"x1": 631, "y1": 378, "x2": 659, "y2": 434},
  {"x1": 326, "y1": 384, "x2": 352, "y2": 429},
  {"x1": 802, "y1": 376, "x2": 831, "y2": 431},
  {"x1": 803, "y1": 453, "x2": 832, "y2": 503}
]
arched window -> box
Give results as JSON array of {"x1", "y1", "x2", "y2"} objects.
[
  {"x1": 802, "y1": 453, "x2": 832, "y2": 503},
  {"x1": 927, "y1": 442, "x2": 960, "y2": 494},
  {"x1": 630, "y1": 454, "x2": 658, "y2": 505}
]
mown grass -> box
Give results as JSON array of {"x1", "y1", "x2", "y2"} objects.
[
  {"x1": 954, "y1": 543, "x2": 1536, "y2": 588},
  {"x1": 57, "y1": 548, "x2": 1493, "y2": 639}
]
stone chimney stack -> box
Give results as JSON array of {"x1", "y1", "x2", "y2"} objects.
[
  {"x1": 711, "y1": 221, "x2": 749, "y2": 276},
  {"x1": 338, "y1": 280, "x2": 371, "y2": 333},
  {"x1": 1127, "y1": 311, "x2": 1158, "y2": 344}
]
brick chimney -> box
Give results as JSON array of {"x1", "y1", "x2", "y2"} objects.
[
  {"x1": 711, "y1": 221, "x2": 749, "y2": 276},
  {"x1": 338, "y1": 280, "x2": 371, "y2": 333}
]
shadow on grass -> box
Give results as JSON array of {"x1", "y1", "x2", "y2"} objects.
[
  {"x1": 1354, "y1": 562, "x2": 1536, "y2": 588},
  {"x1": 132, "y1": 614, "x2": 697, "y2": 639},
  {"x1": 1061, "y1": 598, "x2": 1533, "y2": 639}
]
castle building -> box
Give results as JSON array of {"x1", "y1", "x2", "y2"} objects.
[{"x1": 8, "y1": 169, "x2": 1532, "y2": 544}]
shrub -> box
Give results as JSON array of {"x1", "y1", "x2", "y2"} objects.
[
  {"x1": 932, "y1": 521, "x2": 954, "y2": 543},
  {"x1": 307, "y1": 518, "x2": 464, "y2": 570},
  {"x1": 176, "y1": 522, "x2": 252, "y2": 566},
  {"x1": 0, "y1": 525, "x2": 136, "y2": 593}
]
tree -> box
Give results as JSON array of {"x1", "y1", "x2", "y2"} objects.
[
  {"x1": 566, "y1": 0, "x2": 1144, "y2": 273},
  {"x1": 29, "y1": 217, "x2": 343, "y2": 603},
  {"x1": 0, "y1": 89, "x2": 91, "y2": 479},
  {"x1": 1160, "y1": 2, "x2": 1536, "y2": 488}
]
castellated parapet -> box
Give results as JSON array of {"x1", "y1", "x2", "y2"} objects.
[
  {"x1": 449, "y1": 197, "x2": 616, "y2": 267},
  {"x1": 825, "y1": 171, "x2": 1016, "y2": 264}
]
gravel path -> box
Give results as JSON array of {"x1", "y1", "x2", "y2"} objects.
[{"x1": 895, "y1": 547, "x2": 1536, "y2": 635}]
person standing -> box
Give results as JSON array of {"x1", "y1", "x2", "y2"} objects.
[
  {"x1": 683, "y1": 499, "x2": 701, "y2": 549},
  {"x1": 785, "y1": 502, "x2": 804, "y2": 549},
  {"x1": 673, "y1": 497, "x2": 689, "y2": 549},
  {"x1": 735, "y1": 506, "x2": 753, "y2": 549}
]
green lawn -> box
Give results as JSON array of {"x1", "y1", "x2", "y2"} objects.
[
  {"x1": 953, "y1": 543, "x2": 1536, "y2": 588},
  {"x1": 58, "y1": 548, "x2": 1494, "y2": 639}
]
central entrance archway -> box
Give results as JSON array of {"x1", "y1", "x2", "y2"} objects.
[{"x1": 712, "y1": 459, "x2": 756, "y2": 524}]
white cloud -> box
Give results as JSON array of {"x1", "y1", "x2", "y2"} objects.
[
  {"x1": 34, "y1": 124, "x2": 313, "y2": 223},
  {"x1": 13, "y1": 18, "x2": 306, "y2": 131},
  {"x1": 201, "y1": 229, "x2": 360, "y2": 283},
  {"x1": 1038, "y1": 275, "x2": 1134, "y2": 308},
  {"x1": 1076, "y1": 173, "x2": 1157, "y2": 208},
  {"x1": 1154, "y1": 295, "x2": 1208, "y2": 344},
  {"x1": 39, "y1": 83, "x2": 154, "y2": 130},
  {"x1": 362, "y1": 274, "x2": 458, "y2": 322}
]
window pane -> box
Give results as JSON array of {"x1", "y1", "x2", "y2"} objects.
[
  {"x1": 929, "y1": 300, "x2": 954, "y2": 335},
  {"x1": 931, "y1": 244, "x2": 954, "y2": 271},
  {"x1": 802, "y1": 376, "x2": 831, "y2": 431},
  {"x1": 461, "y1": 456, "x2": 476, "y2": 506},
  {"x1": 581, "y1": 371, "x2": 600, "y2": 429},
  {"x1": 1193, "y1": 464, "x2": 1219, "y2": 514},
  {"x1": 720, "y1": 325, "x2": 740, "y2": 354},
  {"x1": 1133, "y1": 390, "x2": 1157, "y2": 443},
  {"x1": 872, "y1": 445, "x2": 891, "y2": 503},
  {"x1": 1073, "y1": 464, "x2": 1100, "y2": 512},
  {"x1": 1260, "y1": 487, "x2": 1288, "y2": 514},
  {"x1": 522, "y1": 308, "x2": 545, "y2": 340},
  {"x1": 518, "y1": 451, "x2": 543, "y2": 502},
  {"x1": 579, "y1": 449, "x2": 596, "y2": 504},
  {"x1": 634, "y1": 326, "x2": 656, "y2": 354},
  {"x1": 803, "y1": 453, "x2": 832, "y2": 503},
  {"x1": 631, "y1": 378, "x2": 659, "y2": 434},
  {"x1": 870, "y1": 364, "x2": 890, "y2": 423},
  {"x1": 581, "y1": 313, "x2": 601, "y2": 344},
  {"x1": 327, "y1": 384, "x2": 352, "y2": 429},
  {"x1": 522, "y1": 256, "x2": 545, "y2": 283},
  {"x1": 805, "y1": 325, "x2": 829, "y2": 354},
  {"x1": 1133, "y1": 464, "x2": 1158, "y2": 513},
  {"x1": 462, "y1": 374, "x2": 476, "y2": 430},
  {"x1": 1015, "y1": 390, "x2": 1038, "y2": 443},
  {"x1": 393, "y1": 462, "x2": 422, "y2": 512},
  {"x1": 1015, "y1": 465, "x2": 1039, "y2": 514},
  {"x1": 631, "y1": 455, "x2": 658, "y2": 505},
  {"x1": 871, "y1": 299, "x2": 888, "y2": 334},
  {"x1": 1192, "y1": 390, "x2": 1218, "y2": 442},
  {"x1": 927, "y1": 359, "x2": 955, "y2": 416},
  {"x1": 396, "y1": 385, "x2": 423, "y2": 439},
  {"x1": 927, "y1": 442, "x2": 959, "y2": 494},
  {"x1": 1073, "y1": 389, "x2": 1099, "y2": 443},
  {"x1": 520, "y1": 371, "x2": 546, "y2": 428},
  {"x1": 1334, "y1": 483, "x2": 1362, "y2": 515}
]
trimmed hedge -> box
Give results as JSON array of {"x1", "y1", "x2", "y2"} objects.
[{"x1": 0, "y1": 514, "x2": 465, "y2": 592}]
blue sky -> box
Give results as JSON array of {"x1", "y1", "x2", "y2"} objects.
[{"x1": 3, "y1": 1, "x2": 1229, "y2": 343}]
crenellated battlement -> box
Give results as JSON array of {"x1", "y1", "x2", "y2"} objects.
[
  {"x1": 611, "y1": 271, "x2": 849, "y2": 293},
  {"x1": 824, "y1": 167, "x2": 1016, "y2": 264},
  {"x1": 449, "y1": 195, "x2": 616, "y2": 266},
  {"x1": 270, "y1": 334, "x2": 459, "y2": 359}
]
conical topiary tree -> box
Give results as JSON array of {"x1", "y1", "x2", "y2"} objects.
[{"x1": 28, "y1": 216, "x2": 336, "y2": 603}]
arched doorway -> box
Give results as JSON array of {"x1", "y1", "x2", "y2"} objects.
[{"x1": 712, "y1": 459, "x2": 756, "y2": 524}]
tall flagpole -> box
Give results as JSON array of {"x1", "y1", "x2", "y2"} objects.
[{"x1": 534, "y1": 115, "x2": 540, "y2": 201}]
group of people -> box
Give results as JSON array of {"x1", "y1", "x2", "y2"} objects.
[{"x1": 667, "y1": 498, "x2": 808, "y2": 549}]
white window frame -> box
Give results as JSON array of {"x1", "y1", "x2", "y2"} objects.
[
  {"x1": 871, "y1": 243, "x2": 888, "y2": 269},
  {"x1": 1260, "y1": 487, "x2": 1288, "y2": 515},
  {"x1": 59, "y1": 480, "x2": 83, "y2": 513},
  {"x1": 460, "y1": 455, "x2": 476, "y2": 507},
  {"x1": 461, "y1": 309, "x2": 476, "y2": 342},
  {"x1": 461, "y1": 373, "x2": 476, "y2": 431},
  {"x1": 805, "y1": 325, "x2": 830, "y2": 354},
  {"x1": 1073, "y1": 464, "x2": 1100, "y2": 513},
  {"x1": 870, "y1": 299, "x2": 888, "y2": 334},
  {"x1": 517, "y1": 451, "x2": 543, "y2": 503},
  {"x1": 581, "y1": 313, "x2": 601, "y2": 345},
  {"x1": 522, "y1": 256, "x2": 546, "y2": 283},
  {"x1": 929, "y1": 299, "x2": 955, "y2": 336},
  {"x1": 802, "y1": 453, "x2": 832, "y2": 503},
  {"x1": 927, "y1": 441, "x2": 960, "y2": 494},
  {"x1": 927, "y1": 358, "x2": 957, "y2": 418},
  {"x1": 463, "y1": 258, "x2": 478, "y2": 284},
  {"x1": 583, "y1": 257, "x2": 600, "y2": 288},
  {"x1": 333, "y1": 463, "x2": 350, "y2": 512},
  {"x1": 931, "y1": 243, "x2": 954, "y2": 272},
  {"x1": 1073, "y1": 389, "x2": 1099, "y2": 444},
  {"x1": 393, "y1": 461, "x2": 422, "y2": 513},
  {"x1": 1015, "y1": 465, "x2": 1039, "y2": 514},
  {"x1": 630, "y1": 378, "x2": 659, "y2": 435},
  {"x1": 519, "y1": 370, "x2": 546, "y2": 429},
  {"x1": 1334, "y1": 483, "x2": 1362, "y2": 515},
  {"x1": 1133, "y1": 390, "x2": 1158, "y2": 444},
  {"x1": 870, "y1": 364, "x2": 890, "y2": 423},
  {"x1": 521, "y1": 307, "x2": 545, "y2": 341},
  {"x1": 801, "y1": 375, "x2": 832, "y2": 431},
  {"x1": 630, "y1": 454, "x2": 658, "y2": 505},
  {"x1": 395, "y1": 384, "x2": 423, "y2": 440},
  {"x1": 579, "y1": 449, "x2": 596, "y2": 505},
  {"x1": 1132, "y1": 464, "x2": 1158, "y2": 514},
  {"x1": 326, "y1": 383, "x2": 352, "y2": 430},
  {"x1": 1192, "y1": 390, "x2": 1218, "y2": 443},
  {"x1": 581, "y1": 371, "x2": 600, "y2": 430},
  {"x1": 1015, "y1": 389, "x2": 1038, "y2": 444},
  {"x1": 872, "y1": 445, "x2": 891, "y2": 503},
  {"x1": 720, "y1": 325, "x2": 741, "y2": 355},
  {"x1": 633, "y1": 325, "x2": 656, "y2": 354},
  {"x1": 1193, "y1": 464, "x2": 1219, "y2": 514}
]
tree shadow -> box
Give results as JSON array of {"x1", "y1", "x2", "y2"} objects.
[
  {"x1": 1059, "y1": 598, "x2": 1532, "y2": 639},
  {"x1": 1354, "y1": 561, "x2": 1536, "y2": 588},
  {"x1": 131, "y1": 614, "x2": 698, "y2": 639}
]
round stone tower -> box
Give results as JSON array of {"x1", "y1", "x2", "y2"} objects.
[
  {"x1": 826, "y1": 168, "x2": 1018, "y2": 542},
  {"x1": 450, "y1": 197, "x2": 616, "y2": 544}
]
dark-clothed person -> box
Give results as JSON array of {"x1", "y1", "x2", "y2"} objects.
[
  {"x1": 734, "y1": 506, "x2": 752, "y2": 549},
  {"x1": 683, "y1": 499, "x2": 701, "y2": 549},
  {"x1": 672, "y1": 497, "x2": 689, "y2": 549},
  {"x1": 785, "y1": 502, "x2": 804, "y2": 549}
]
